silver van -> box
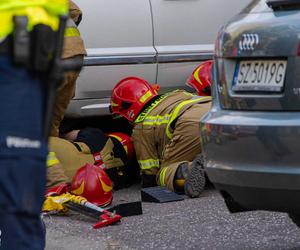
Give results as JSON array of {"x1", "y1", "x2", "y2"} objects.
[{"x1": 66, "y1": 0, "x2": 251, "y2": 118}]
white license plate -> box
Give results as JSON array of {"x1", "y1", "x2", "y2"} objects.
[{"x1": 232, "y1": 60, "x2": 287, "y2": 92}]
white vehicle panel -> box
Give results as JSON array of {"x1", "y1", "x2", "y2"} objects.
[
  {"x1": 75, "y1": 64, "x2": 156, "y2": 99},
  {"x1": 79, "y1": 0, "x2": 153, "y2": 48},
  {"x1": 150, "y1": 0, "x2": 252, "y2": 87},
  {"x1": 156, "y1": 62, "x2": 201, "y2": 91},
  {"x1": 66, "y1": 0, "x2": 253, "y2": 118},
  {"x1": 72, "y1": 0, "x2": 156, "y2": 108},
  {"x1": 150, "y1": 0, "x2": 252, "y2": 47}
]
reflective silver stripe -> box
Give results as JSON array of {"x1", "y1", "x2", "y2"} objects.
[
  {"x1": 165, "y1": 96, "x2": 212, "y2": 139},
  {"x1": 66, "y1": 18, "x2": 77, "y2": 28},
  {"x1": 142, "y1": 115, "x2": 171, "y2": 126},
  {"x1": 84, "y1": 55, "x2": 155, "y2": 66},
  {"x1": 83, "y1": 52, "x2": 213, "y2": 66},
  {"x1": 138, "y1": 159, "x2": 160, "y2": 170},
  {"x1": 159, "y1": 167, "x2": 168, "y2": 186},
  {"x1": 157, "y1": 52, "x2": 213, "y2": 63}
]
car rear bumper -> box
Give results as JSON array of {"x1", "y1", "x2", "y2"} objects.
[{"x1": 200, "y1": 109, "x2": 300, "y2": 212}]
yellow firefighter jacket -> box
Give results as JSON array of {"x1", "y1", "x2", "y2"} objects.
[
  {"x1": 132, "y1": 90, "x2": 211, "y2": 174},
  {"x1": 46, "y1": 136, "x2": 126, "y2": 187},
  {"x1": 62, "y1": 0, "x2": 86, "y2": 59}
]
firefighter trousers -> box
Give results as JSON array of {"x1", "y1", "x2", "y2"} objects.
[
  {"x1": 157, "y1": 103, "x2": 210, "y2": 191},
  {"x1": 50, "y1": 59, "x2": 82, "y2": 137}
]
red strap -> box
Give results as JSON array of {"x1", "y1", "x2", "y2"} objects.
[
  {"x1": 45, "y1": 183, "x2": 69, "y2": 197},
  {"x1": 93, "y1": 153, "x2": 106, "y2": 169}
]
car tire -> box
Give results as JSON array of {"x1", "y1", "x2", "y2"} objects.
[{"x1": 288, "y1": 213, "x2": 300, "y2": 227}]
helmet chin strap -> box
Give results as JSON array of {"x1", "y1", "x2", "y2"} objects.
[
  {"x1": 93, "y1": 153, "x2": 106, "y2": 169},
  {"x1": 152, "y1": 83, "x2": 160, "y2": 93}
]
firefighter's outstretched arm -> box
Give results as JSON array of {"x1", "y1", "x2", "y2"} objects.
[{"x1": 132, "y1": 127, "x2": 160, "y2": 187}]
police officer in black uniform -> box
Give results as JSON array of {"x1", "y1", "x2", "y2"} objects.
[{"x1": 0, "y1": 2, "x2": 79, "y2": 249}]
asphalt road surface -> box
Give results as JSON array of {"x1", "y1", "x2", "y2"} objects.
[{"x1": 45, "y1": 185, "x2": 300, "y2": 250}]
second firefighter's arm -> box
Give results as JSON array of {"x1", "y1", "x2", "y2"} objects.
[
  {"x1": 69, "y1": 0, "x2": 83, "y2": 26},
  {"x1": 132, "y1": 126, "x2": 160, "y2": 176}
]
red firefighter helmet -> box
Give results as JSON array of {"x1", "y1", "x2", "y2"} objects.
[
  {"x1": 108, "y1": 132, "x2": 134, "y2": 160},
  {"x1": 71, "y1": 163, "x2": 113, "y2": 207},
  {"x1": 186, "y1": 60, "x2": 213, "y2": 96},
  {"x1": 110, "y1": 77, "x2": 159, "y2": 122}
]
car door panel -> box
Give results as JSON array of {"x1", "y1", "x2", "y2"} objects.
[
  {"x1": 150, "y1": 0, "x2": 252, "y2": 88},
  {"x1": 67, "y1": 0, "x2": 156, "y2": 117}
]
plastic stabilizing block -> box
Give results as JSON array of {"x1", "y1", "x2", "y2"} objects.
[
  {"x1": 107, "y1": 201, "x2": 143, "y2": 217},
  {"x1": 141, "y1": 186, "x2": 184, "y2": 203}
]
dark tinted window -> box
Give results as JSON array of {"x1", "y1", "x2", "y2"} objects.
[
  {"x1": 241, "y1": 0, "x2": 272, "y2": 13},
  {"x1": 267, "y1": 0, "x2": 300, "y2": 10}
]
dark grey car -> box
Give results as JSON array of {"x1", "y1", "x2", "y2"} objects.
[{"x1": 200, "y1": 0, "x2": 300, "y2": 225}]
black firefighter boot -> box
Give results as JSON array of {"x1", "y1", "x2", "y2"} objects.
[{"x1": 173, "y1": 154, "x2": 206, "y2": 198}]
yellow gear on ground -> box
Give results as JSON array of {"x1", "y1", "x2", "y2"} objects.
[
  {"x1": 48, "y1": 136, "x2": 125, "y2": 182},
  {"x1": 0, "y1": 0, "x2": 68, "y2": 39},
  {"x1": 43, "y1": 192, "x2": 87, "y2": 213}
]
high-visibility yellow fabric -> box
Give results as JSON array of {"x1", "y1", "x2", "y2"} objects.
[
  {"x1": 0, "y1": 0, "x2": 68, "y2": 14},
  {"x1": 135, "y1": 92, "x2": 211, "y2": 139},
  {"x1": 165, "y1": 96, "x2": 211, "y2": 139},
  {"x1": 0, "y1": 0, "x2": 68, "y2": 39},
  {"x1": 135, "y1": 95, "x2": 168, "y2": 123},
  {"x1": 132, "y1": 90, "x2": 212, "y2": 190},
  {"x1": 48, "y1": 136, "x2": 125, "y2": 184},
  {"x1": 47, "y1": 151, "x2": 60, "y2": 167},
  {"x1": 141, "y1": 114, "x2": 171, "y2": 126},
  {"x1": 194, "y1": 64, "x2": 204, "y2": 85},
  {"x1": 139, "y1": 90, "x2": 153, "y2": 104},
  {"x1": 138, "y1": 159, "x2": 160, "y2": 170},
  {"x1": 42, "y1": 192, "x2": 87, "y2": 213},
  {"x1": 159, "y1": 167, "x2": 168, "y2": 186},
  {"x1": 61, "y1": 1, "x2": 86, "y2": 58},
  {"x1": 64, "y1": 27, "x2": 80, "y2": 37}
]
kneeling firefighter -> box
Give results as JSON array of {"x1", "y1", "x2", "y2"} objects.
[
  {"x1": 0, "y1": 1, "x2": 82, "y2": 249},
  {"x1": 50, "y1": 0, "x2": 86, "y2": 137},
  {"x1": 110, "y1": 61, "x2": 212, "y2": 198},
  {"x1": 46, "y1": 128, "x2": 138, "y2": 206},
  {"x1": 186, "y1": 60, "x2": 212, "y2": 96}
]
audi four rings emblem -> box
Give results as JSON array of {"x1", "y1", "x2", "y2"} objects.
[{"x1": 239, "y1": 34, "x2": 259, "y2": 51}]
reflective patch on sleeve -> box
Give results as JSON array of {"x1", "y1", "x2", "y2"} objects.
[
  {"x1": 142, "y1": 114, "x2": 171, "y2": 126},
  {"x1": 138, "y1": 159, "x2": 160, "y2": 170},
  {"x1": 159, "y1": 167, "x2": 168, "y2": 186},
  {"x1": 47, "y1": 151, "x2": 60, "y2": 167},
  {"x1": 166, "y1": 96, "x2": 212, "y2": 139},
  {"x1": 64, "y1": 27, "x2": 80, "y2": 37}
]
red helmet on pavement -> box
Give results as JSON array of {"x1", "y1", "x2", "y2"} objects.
[
  {"x1": 107, "y1": 132, "x2": 134, "y2": 160},
  {"x1": 110, "y1": 77, "x2": 159, "y2": 122},
  {"x1": 71, "y1": 163, "x2": 113, "y2": 207},
  {"x1": 186, "y1": 60, "x2": 212, "y2": 96}
]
